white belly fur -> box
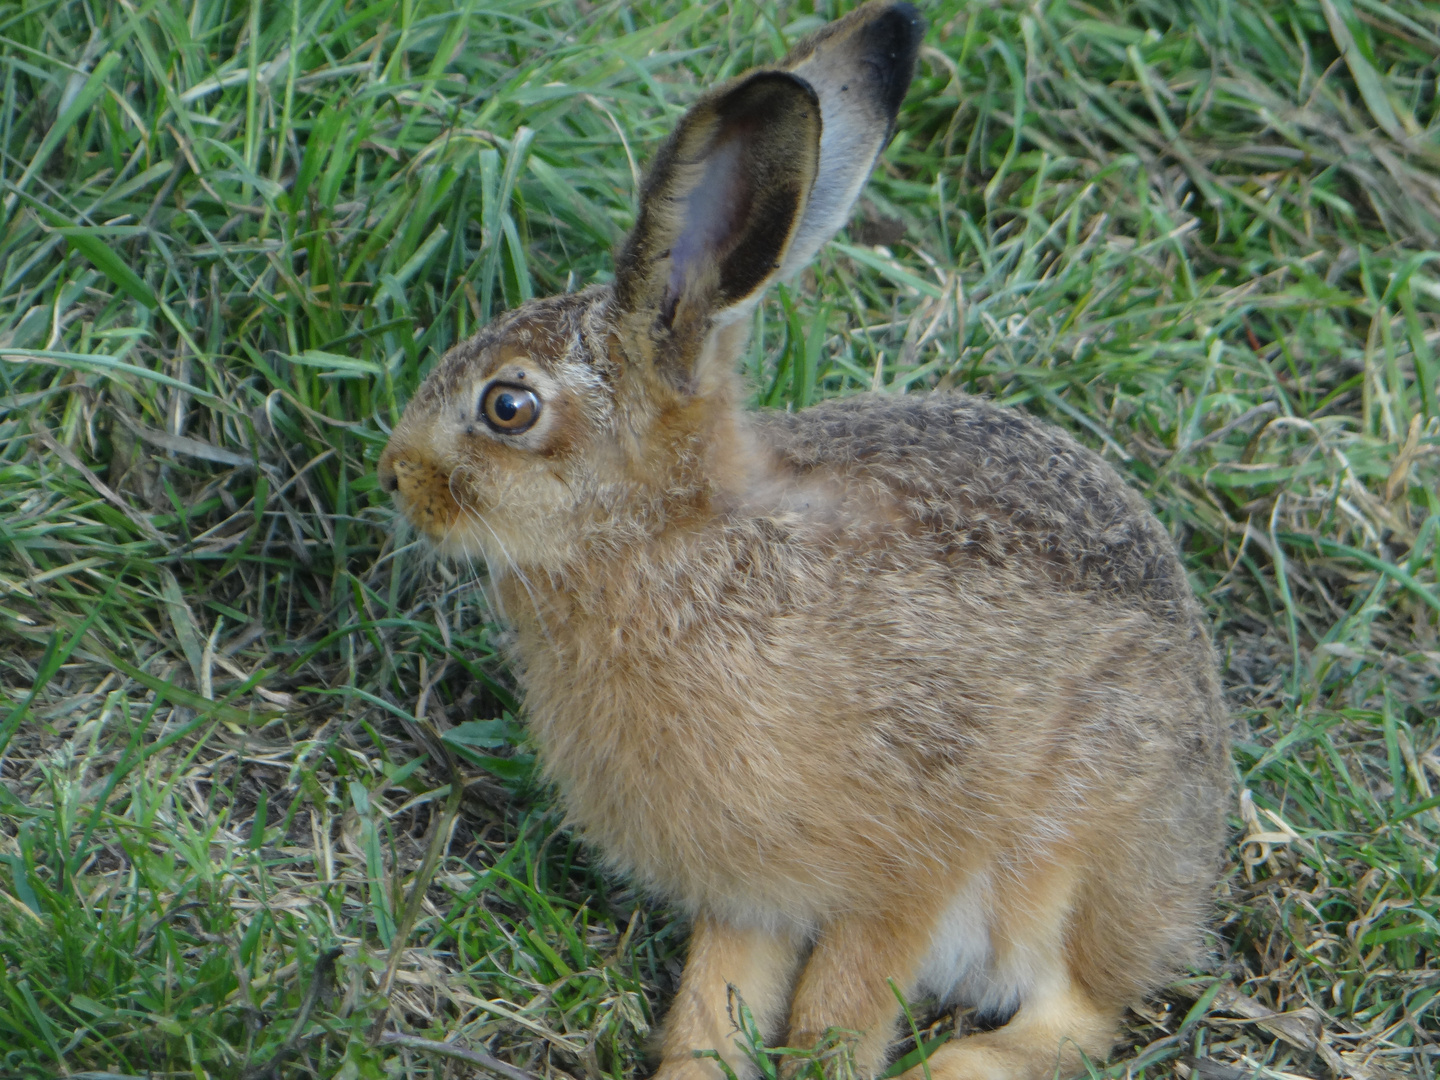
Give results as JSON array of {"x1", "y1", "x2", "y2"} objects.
[{"x1": 912, "y1": 872, "x2": 1050, "y2": 1019}]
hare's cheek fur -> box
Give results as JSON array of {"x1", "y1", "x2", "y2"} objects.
[{"x1": 377, "y1": 4, "x2": 1229, "y2": 1080}]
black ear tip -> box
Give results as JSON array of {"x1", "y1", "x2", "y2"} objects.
[
  {"x1": 883, "y1": 2, "x2": 926, "y2": 35},
  {"x1": 867, "y1": 3, "x2": 926, "y2": 116},
  {"x1": 872, "y1": 3, "x2": 926, "y2": 52}
]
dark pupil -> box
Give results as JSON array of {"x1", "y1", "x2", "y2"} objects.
[{"x1": 493, "y1": 392, "x2": 518, "y2": 421}]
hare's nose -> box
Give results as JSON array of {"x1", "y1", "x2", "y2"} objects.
[{"x1": 377, "y1": 456, "x2": 399, "y2": 494}]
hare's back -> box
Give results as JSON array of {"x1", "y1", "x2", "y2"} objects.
[{"x1": 757, "y1": 392, "x2": 1192, "y2": 615}]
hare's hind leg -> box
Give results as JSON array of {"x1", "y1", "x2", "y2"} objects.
[
  {"x1": 902, "y1": 977, "x2": 1117, "y2": 1080},
  {"x1": 658, "y1": 914, "x2": 806, "y2": 1080}
]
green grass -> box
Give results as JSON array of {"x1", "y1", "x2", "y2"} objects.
[{"x1": 1, "y1": 0, "x2": 1437, "y2": 1077}]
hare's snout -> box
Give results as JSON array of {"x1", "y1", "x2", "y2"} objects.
[
  {"x1": 377, "y1": 439, "x2": 462, "y2": 543},
  {"x1": 376, "y1": 457, "x2": 399, "y2": 494}
]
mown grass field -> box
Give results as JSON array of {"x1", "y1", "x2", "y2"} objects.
[{"x1": 1, "y1": 0, "x2": 1437, "y2": 1077}]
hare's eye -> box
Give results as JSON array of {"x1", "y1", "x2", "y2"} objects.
[{"x1": 481, "y1": 382, "x2": 541, "y2": 433}]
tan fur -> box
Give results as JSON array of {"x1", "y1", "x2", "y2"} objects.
[
  {"x1": 660, "y1": 915, "x2": 807, "y2": 1080},
  {"x1": 377, "y1": 5, "x2": 1229, "y2": 1079},
  {"x1": 914, "y1": 976, "x2": 1119, "y2": 1080}
]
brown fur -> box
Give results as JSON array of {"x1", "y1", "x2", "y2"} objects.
[{"x1": 378, "y1": 5, "x2": 1229, "y2": 1079}]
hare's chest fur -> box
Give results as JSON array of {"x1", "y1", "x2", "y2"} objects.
[{"x1": 504, "y1": 544, "x2": 904, "y2": 922}]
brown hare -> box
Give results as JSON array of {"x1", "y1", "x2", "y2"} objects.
[{"x1": 377, "y1": 3, "x2": 1230, "y2": 1079}]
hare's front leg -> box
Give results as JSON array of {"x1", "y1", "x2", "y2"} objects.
[
  {"x1": 658, "y1": 913, "x2": 806, "y2": 1080},
  {"x1": 785, "y1": 910, "x2": 938, "y2": 1078}
]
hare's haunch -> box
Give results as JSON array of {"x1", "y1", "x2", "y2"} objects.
[{"x1": 378, "y1": 5, "x2": 1229, "y2": 1079}]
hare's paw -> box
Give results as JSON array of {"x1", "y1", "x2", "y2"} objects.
[
  {"x1": 653, "y1": 1057, "x2": 749, "y2": 1080},
  {"x1": 896, "y1": 982, "x2": 1117, "y2": 1080}
]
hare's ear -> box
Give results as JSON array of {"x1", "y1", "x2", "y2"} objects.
[
  {"x1": 613, "y1": 71, "x2": 821, "y2": 387},
  {"x1": 777, "y1": 2, "x2": 924, "y2": 279}
]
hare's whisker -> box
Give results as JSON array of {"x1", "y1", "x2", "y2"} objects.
[{"x1": 464, "y1": 505, "x2": 558, "y2": 653}]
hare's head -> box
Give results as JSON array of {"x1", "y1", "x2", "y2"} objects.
[{"x1": 378, "y1": 2, "x2": 923, "y2": 571}]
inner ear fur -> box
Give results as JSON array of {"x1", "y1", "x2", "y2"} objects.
[{"x1": 614, "y1": 71, "x2": 821, "y2": 385}]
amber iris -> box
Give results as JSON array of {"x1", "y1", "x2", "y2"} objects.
[{"x1": 482, "y1": 383, "x2": 541, "y2": 432}]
